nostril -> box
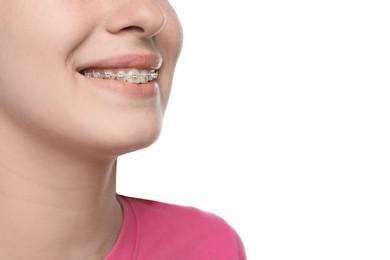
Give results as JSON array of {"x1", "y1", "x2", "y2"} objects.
[{"x1": 121, "y1": 26, "x2": 145, "y2": 34}]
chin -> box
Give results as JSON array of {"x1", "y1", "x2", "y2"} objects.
[
  {"x1": 91, "y1": 118, "x2": 163, "y2": 157},
  {"x1": 118, "y1": 125, "x2": 162, "y2": 155}
]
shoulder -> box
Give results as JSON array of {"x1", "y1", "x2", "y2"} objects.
[{"x1": 118, "y1": 195, "x2": 246, "y2": 260}]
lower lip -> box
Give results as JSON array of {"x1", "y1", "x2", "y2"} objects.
[{"x1": 82, "y1": 76, "x2": 158, "y2": 97}]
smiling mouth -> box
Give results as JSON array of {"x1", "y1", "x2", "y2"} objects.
[{"x1": 80, "y1": 68, "x2": 158, "y2": 84}]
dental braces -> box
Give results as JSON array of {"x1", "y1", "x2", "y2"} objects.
[{"x1": 83, "y1": 69, "x2": 158, "y2": 83}]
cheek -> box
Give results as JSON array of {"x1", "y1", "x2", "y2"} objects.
[
  {"x1": 155, "y1": 6, "x2": 183, "y2": 110},
  {"x1": 157, "y1": 0, "x2": 183, "y2": 59},
  {"x1": 0, "y1": 2, "x2": 99, "y2": 68},
  {"x1": 163, "y1": 3, "x2": 184, "y2": 59},
  {"x1": 0, "y1": 3, "x2": 96, "y2": 124}
]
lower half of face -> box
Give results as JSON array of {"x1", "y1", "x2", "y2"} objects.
[
  {"x1": 0, "y1": 61, "x2": 166, "y2": 157},
  {"x1": 0, "y1": 0, "x2": 183, "y2": 157}
]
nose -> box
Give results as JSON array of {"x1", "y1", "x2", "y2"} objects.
[{"x1": 105, "y1": 0, "x2": 166, "y2": 39}]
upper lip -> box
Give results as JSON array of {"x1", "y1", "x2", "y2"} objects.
[{"x1": 77, "y1": 53, "x2": 163, "y2": 72}]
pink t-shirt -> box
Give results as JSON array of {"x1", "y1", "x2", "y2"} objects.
[{"x1": 105, "y1": 195, "x2": 246, "y2": 259}]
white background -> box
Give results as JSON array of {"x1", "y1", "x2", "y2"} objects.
[{"x1": 117, "y1": 1, "x2": 390, "y2": 259}]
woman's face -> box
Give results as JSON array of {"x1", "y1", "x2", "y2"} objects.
[{"x1": 0, "y1": 0, "x2": 182, "y2": 155}]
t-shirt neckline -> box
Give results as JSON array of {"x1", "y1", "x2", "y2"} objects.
[{"x1": 104, "y1": 195, "x2": 138, "y2": 260}]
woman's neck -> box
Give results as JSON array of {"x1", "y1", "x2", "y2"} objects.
[{"x1": 0, "y1": 125, "x2": 123, "y2": 259}]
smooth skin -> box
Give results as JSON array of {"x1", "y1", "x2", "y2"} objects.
[{"x1": 0, "y1": 0, "x2": 182, "y2": 259}]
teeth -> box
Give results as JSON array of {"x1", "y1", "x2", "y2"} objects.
[
  {"x1": 104, "y1": 70, "x2": 114, "y2": 79},
  {"x1": 116, "y1": 70, "x2": 126, "y2": 82},
  {"x1": 93, "y1": 71, "x2": 103, "y2": 79},
  {"x1": 82, "y1": 68, "x2": 158, "y2": 83},
  {"x1": 126, "y1": 69, "x2": 141, "y2": 84}
]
